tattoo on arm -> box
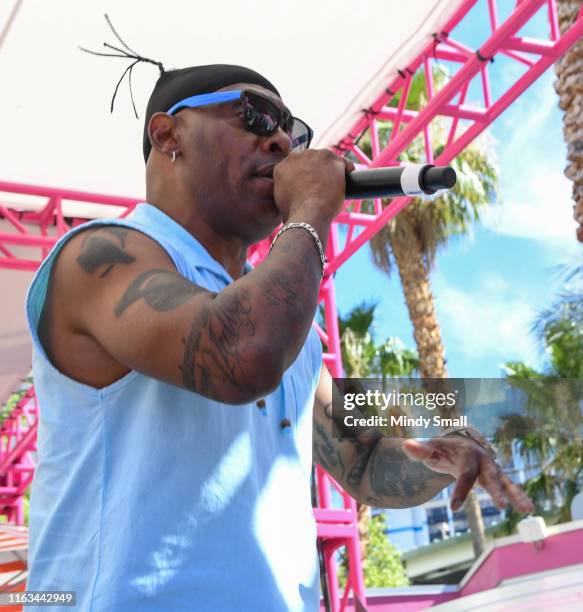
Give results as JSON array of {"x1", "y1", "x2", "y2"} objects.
[
  {"x1": 313, "y1": 420, "x2": 346, "y2": 481},
  {"x1": 367, "y1": 441, "x2": 453, "y2": 508},
  {"x1": 347, "y1": 443, "x2": 372, "y2": 491},
  {"x1": 314, "y1": 400, "x2": 383, "y2": 496},
  {"x1": 261, "y1": 234, "x2": 322, "y2": 323},
  {"x1": 180, "y1": 290, "x2": 257, "y2": 396},
  {"x1": 262, "y1": 268, "x2": 303, "y2": 310},
  {"x1": 103, "y1": 226, "x2": 129, "y2": 246},
  {"x1": 181, "y1": 307, "x2": 209, "y2": 394},
  {"x1": 115, "y1": 269, "x2": 204, "y2": 316},
  {"x1": 318, "y1": 391, "x2": 452, "y2": 508},
  {"x1": 76, "y1": 227, "x2": 135, "y2": 277}
]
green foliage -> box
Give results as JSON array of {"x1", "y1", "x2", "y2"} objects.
[
  {"x1": 24, "y1": 487, "x2": 30, "y2": 526},
  {"x1": 338, "y1": 513, "x2": 409, "y2": 588},
  {"x1": 495, "y1": 266, "x2": 583, "y2": 533},
  {"x1": 338, "y1": 302, "x2": 419, "y2": 378},
  {"x1": 1, "y1": 391, "x2": 25, "y2": 425},
  {"x1": 495, "y1": 473, "x2": 560, "y2": 535},
  {"x1": 533, "y1": 297, "x2": 583, "y2": 379},
  {"x1": 338, "y1": 302, "x2": 377, "y2": 338},
  {"x1": 362, "y1": 514, "x2": 409, "y2": 587},
  {"x1": 376, "y1": 338, "x2": 419, "y2": 379},
  {"x1": 532, "y1": 260, "x2": 583, "y2": 378}
]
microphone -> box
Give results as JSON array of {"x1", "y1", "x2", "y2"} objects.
[{"x1": 345, "y1": 164, "x2": 456, "y2": 200}]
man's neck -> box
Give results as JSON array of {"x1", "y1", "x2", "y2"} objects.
[
  {"x1": 186, "y1": 219, "x2": 249, "y2": 280},
  {"x1": 146, "y1": 192, "x2": 248, "y2": 280}
]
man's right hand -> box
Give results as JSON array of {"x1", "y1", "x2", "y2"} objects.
[{"x1": 273, "y1": 149, "x2": 355, "y2": 223}]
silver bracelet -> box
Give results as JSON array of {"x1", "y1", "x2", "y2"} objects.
[{"x1": 268, "y1": 222, "x2": 326, "y2": 274}]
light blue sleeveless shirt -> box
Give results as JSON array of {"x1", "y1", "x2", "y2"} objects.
[{"x1": 25, "y1": 204, "x2": 323, "y2": 611}]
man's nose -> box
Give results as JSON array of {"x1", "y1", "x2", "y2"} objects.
[{"x1": 261, "y1": 127, "x2": 293, "y2": 156}]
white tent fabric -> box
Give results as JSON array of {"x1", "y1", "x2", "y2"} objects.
[
  {"x1": 1, "y1": 0, "x2": 467, "y2": 197},
  {"x1": 314, "y1": 0, "x2": 467, "y2": 149},
  {"x1": 0, "y1": 232, "x2": 35, "y2": 403}
]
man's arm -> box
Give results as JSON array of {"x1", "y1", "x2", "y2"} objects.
[
  {"x1": 312, "y1": 363, "x2": 452, "y2": 506},
  {"x1": 313, "y1": 364, "x2": 534, "y2": 513},
  {"x1": 49, "y1": 219, "x2": 330, "y2": 404}
]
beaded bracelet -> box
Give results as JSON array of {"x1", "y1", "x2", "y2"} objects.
[{"x1": 268, "y1": 222, "x2": 326, "y2": 274}]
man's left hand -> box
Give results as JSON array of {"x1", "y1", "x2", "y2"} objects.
[{"x1": 402, "y1": 437, "x2": 534, "y2": 513}]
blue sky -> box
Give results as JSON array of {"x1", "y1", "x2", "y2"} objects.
[{"x1": 334, "y1": 2, "x2": 582, "y2": 378}]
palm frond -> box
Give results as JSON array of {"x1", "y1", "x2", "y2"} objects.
[{"x1": 338, "y1": 301, "x2": 378, "y2": 337}]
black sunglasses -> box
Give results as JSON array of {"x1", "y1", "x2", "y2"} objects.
[
  {"x1": 167, "y1": 89, "x2": 314, "y2": 151},
  {"x1": 239, "y1": 90, "x2": 313, "y2": 151}
]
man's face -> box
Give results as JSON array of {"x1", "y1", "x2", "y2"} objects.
[{"x1": 171, "y1": 82, "x2": 294, "y2": 243}]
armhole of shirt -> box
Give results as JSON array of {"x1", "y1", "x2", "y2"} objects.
[{"x1": 25, "y1": 219, "x2": 186, "y2": 397}]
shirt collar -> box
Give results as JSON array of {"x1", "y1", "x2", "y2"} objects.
[{"x1": 130, "y1": 203, "x2": 253, "y2": 283}]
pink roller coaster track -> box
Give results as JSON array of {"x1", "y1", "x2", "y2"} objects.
[{"x1": 0, "y1": 1, "x2": 582, "y2": 610}]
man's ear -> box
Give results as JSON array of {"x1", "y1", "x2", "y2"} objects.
[{"x1": 148, "y1": 112, "x2": 179, "y2": 156}]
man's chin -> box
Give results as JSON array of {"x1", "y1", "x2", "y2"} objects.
[
  {"x1": 249, "y1": 209, "x2": 282, "y2": 244},
  {"x1": 240, "y1": 182, "x2": 282, "y2": 238},
  {"x1": 252, "y1": 176, "x2": 275, "y2": 194}
]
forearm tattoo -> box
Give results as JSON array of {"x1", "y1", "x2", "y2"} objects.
[
  {"x1": 313, "y1": 420, "x2": 346, "y2": 481},
  {"x1": 366, "y1": 441, "x2": 453, "y2": 508},
  {"x1": 346, "y1": 446, "x2": 371, "y2": 492},
  {"x1": 262, "y1": 268, "x2": 303, "y2": 310},
  {"x1": 180, "y1": 290, "x2": 257, "y2": 396},
  {"x1": 316, "y1": 403, "x2": 452, "y2": 507},
  {"x1": 261, "y1": 234, "x2": 321, "y2": 328},
  {"x1": 314, "y1": 405, "x2": 380, "y2": 497}
]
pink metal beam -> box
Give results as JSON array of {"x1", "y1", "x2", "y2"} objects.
[
  {"x1": 324, "y1": 0, "x2": 583, "y2": 278},
  {"x1": 0, "y1": 181, "x2": 140, "y2": 269},
  {"x1": 504, "y1": 36, "x2": 555, "y2": 54},
  {"x1": 378, "y1": 104, "x2": 488, "y2": 123},
  {"x1": 362, "y1": 0, "x2": 546, "y2": 168},
  {"x1": 332, "y1": 0, "x2": 480, "y2": 153},
  {"x1": 0, "y1": 386, "x2": 37, "y2": 524},
  {"x1": 0, "y1": 181, "x2": 140, "y2": 208}
]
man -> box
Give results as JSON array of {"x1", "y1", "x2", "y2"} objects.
[{"x1": 25, "y1": 64, "x2": 533, "y2": 611}]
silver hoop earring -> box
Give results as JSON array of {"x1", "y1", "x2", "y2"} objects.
[{"x1": 171, "y1": 151, "x2": 177, "y2": 164}]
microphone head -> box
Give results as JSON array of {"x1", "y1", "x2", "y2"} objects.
[
  {"x1": 441, "y1": 166, "x2": 457, "y2": 188},
  {"x1": 422, "y1": 166, "x2": 457, "y2": 192}
]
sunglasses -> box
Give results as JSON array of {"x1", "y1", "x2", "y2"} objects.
[{"x1": 166, "y1": 89, "x2": 313, "y2": 152}]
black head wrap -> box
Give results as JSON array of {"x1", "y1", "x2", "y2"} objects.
[
  {"x1": 142, "y1": 64, "x2": 281, "y2": 162},
  {"x1": 79, "y1": 18, "x2": 280, "y2": 162}
]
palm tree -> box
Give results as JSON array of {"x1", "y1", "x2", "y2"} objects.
[
  {"x1": 338, "y1": 302, "x2": 419, "y2": 380},
  {"x1": 496, "y1": 278, "x2": 583, "y2": 530},
  {"x1": 352, "y1": 67, "x2": 499, "y2": 557},
  {"x1": 532, "y1": 261, "x2": 583, "y2": 368},
  {"x1": 553, "y1": 1, "x2": 583, "y2": 242}
]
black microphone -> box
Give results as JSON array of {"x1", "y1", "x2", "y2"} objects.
[{"x1": 345, "y1": 164, "x2": 456, "y2": 200}]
